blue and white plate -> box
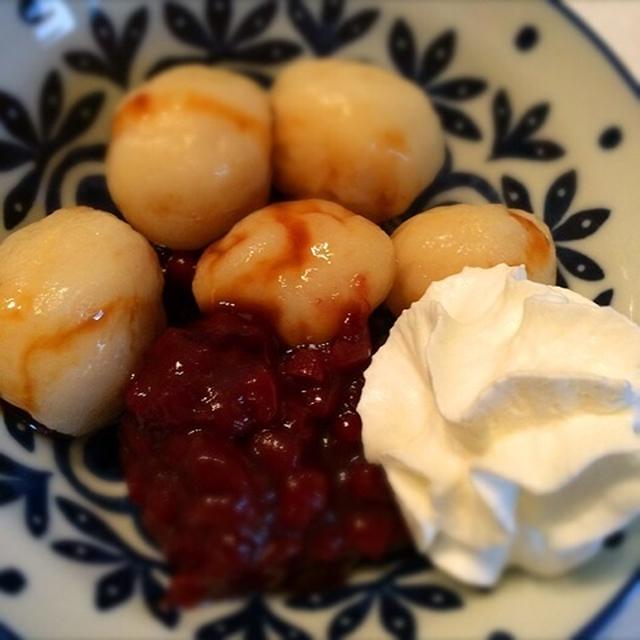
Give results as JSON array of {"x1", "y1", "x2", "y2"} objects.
[{"x1": 1, "y1": 1, "x2": 639, "y2": 638}]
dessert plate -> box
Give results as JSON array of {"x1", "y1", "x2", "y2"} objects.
[{"x1": 1, "y1": 0, "x2": 639, "y2": 638}]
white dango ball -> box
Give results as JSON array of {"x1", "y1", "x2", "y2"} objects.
[
  {"x1": 193, "y1": 199, "x2": 395, "y2": 345},
  {"x1": 387, "y1": 203, "x2": 557, "y2": 315},
  {"x1": 271, "y1": 59, "x2": 445, "y2": 224},
  {"x1": 106, "y1": 65, "x2": 272, "y2": 250},
  {"x1": 0, "y1": 207, "x2": 165, "y2": 435}
]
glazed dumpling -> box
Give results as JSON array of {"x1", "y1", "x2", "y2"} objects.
[
  {"x1": 106, "y1": 65, "x2": 272, "y2": 250},
  {"x1": 0, "y1": 207, "x2": 165, "y2": 435},
  {"x1": 387, "y1": 203, "x2": 557, "y2": 315},
  {"x1": 193, "y1": 199, "x2": 395, "y2": 345},
  {"x1": 271, "y1": 59, "x2": 445, "y2": 223}
]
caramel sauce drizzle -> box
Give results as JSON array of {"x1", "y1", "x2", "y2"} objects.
[
  {"x1": 112, "y1": 90, "x2": 268, "y2": 143},
  {"x1": 197, "y1": 201, "x2": 368, "y2": 340},
  {"x1": 17, "y1": 298, "x2": 141, "y2": 414},
  {"x1": 507, "y1": 211, "x2": 552, "y2": 271}
]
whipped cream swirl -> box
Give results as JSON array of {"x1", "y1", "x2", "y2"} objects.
[{"x1": 359, "y1": 264, "x2": 640, "y2": 586}]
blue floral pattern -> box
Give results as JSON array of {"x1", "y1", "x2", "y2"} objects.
[
  {"x1": 490, "y1": 90, "x2": 565, "y2": 160},
  {"x1": 388, "y1": 19, "x2": 487, "y2": 140},
  {"x1": 64, "y1": 7, "x2": 149, "y2": 88},
  {"x1": 501, "y1": 169, "x2": 612, "y2": 297},
  {"x1": 44, "y1": 142, "x2": 120, "y2": 215},
  {"x1": 1, "y1": 401, "x2": 37, "y2": 453},
  {"x1": 0, "y1": 0, "x2": 634, "y2": 637},
  {"x1": 148, "y1": 0, "x2": 301, "y2": 82},
  {"x1": 0, "y1": 70, "x2": 104, "y2": 229},
  {"x1": 0, "y1": 568, "x2": 26, "y2": 596},
  {"x1": 287, "y1": 0, "x2": 379, "y2": 56},
  {"x1": 51, "y1": 496, "x2": 178, "y2": 627},
  {"x1": 197, "y1": 595, "x2": 312, "y2": 640},
  {"x1": 0, "y1": 451, "x2": 50, "y2": 537},
  {"x1": 0, "y1": 564, "x2": 25, "y2": 640},
  {"x1": 288, "y1": 555, "x2": 462, "y2": 640},
  {"x1": 53, "y1": 432, "x2": 129, "y2": 512}
]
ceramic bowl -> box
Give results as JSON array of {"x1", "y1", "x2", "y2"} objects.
[{"x1": 1, "y1": 1, "x2": 639, "y2": 638}]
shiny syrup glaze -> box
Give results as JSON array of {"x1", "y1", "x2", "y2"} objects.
[
  {"x1": 121, "y1": 250, "x2": 407, "y2": 605},
  {"x1": 2, "y1": 294, "x2": 146, "y2": 417},
  {"x1": 198, "y1": 200, "x2": 352, "y2": 280},
  {"x1": 193, "y1": 200, "x2": 375, "y2": 346},
  {"x1": 0, "y1": 245, "x2": 404, "y2": 605}
]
